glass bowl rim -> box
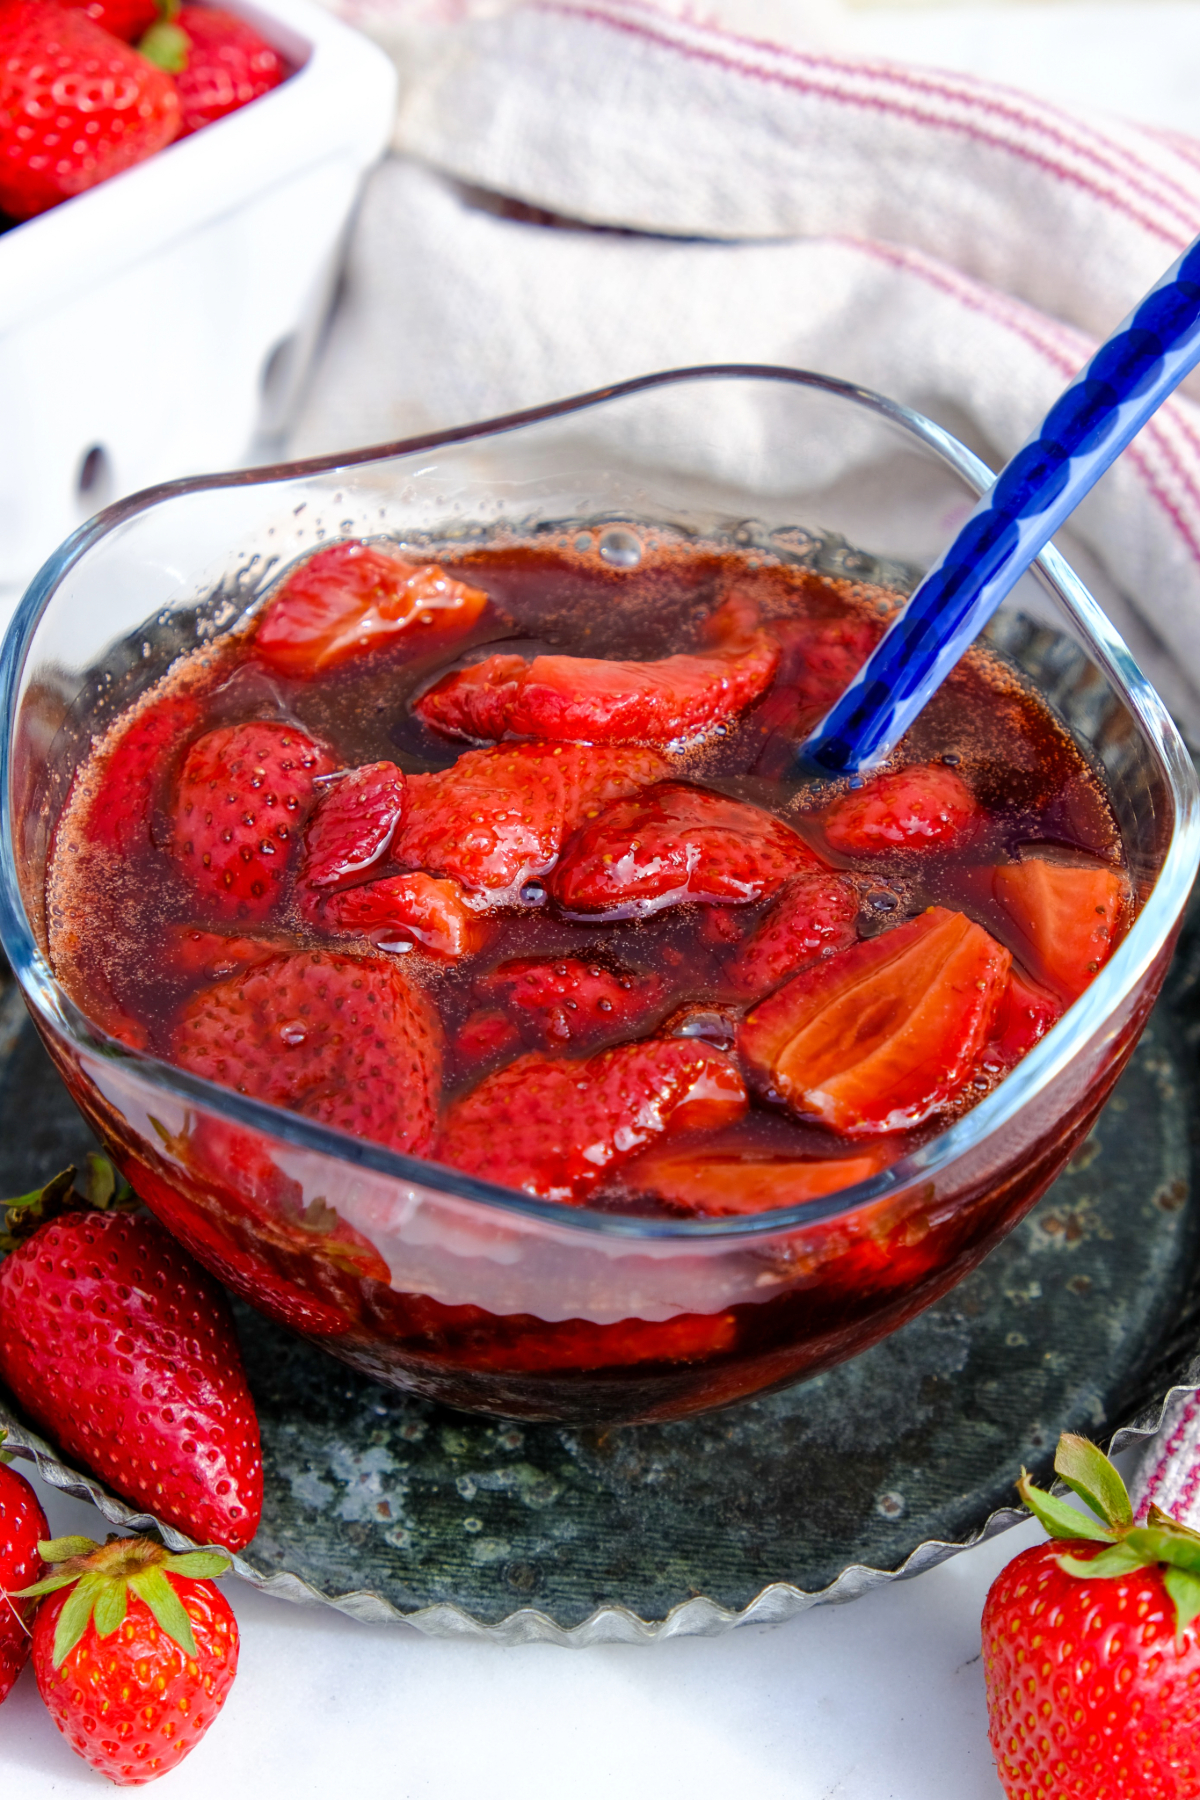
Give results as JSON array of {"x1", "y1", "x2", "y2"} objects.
[{"x1": 2, "y1": 362, "x2": 1197, "y2": 1244}]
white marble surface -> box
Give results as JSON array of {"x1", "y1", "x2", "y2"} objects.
[{"x1": 1, "y1": 1463, "x2": 1041, "y2": 1798}]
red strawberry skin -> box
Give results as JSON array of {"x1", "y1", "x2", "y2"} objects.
[
  {"x1": 551, "y1": 782, "x2": 820, "y2": 918},
  {"x1": 0, "y1": 1209, "x2": 262, "y2": 1550},
  {"x1": 172, "y1": 947, "x2": 442, "y2": 1156},
  {"x1": 34, "y1": 1572, "x2": 239, "y2": 1784},
  {"x1": 170, "y1": 4, "x2": 286, "y2": 137},
  {"x1": 172, "y1": 720, "x2": 334, "y2": 922},
  {"x1": 300, "y1": 762, "x2": 408, "y2": 889},
  {"x1": 983, "y1": 1541, "x2": 1200, "y2": 1800},
  {"x1": 0, "y1": 0, "x2": 180, "y2": 220},
  {"x1": 0, "y1": 1457, "x2": 48, "y2": 1706},
  {"x1": 722, "y1": 871, "x2": 860, "y2": 998},
  {"x1": 393, "y1": 742, "x2": 669, "y2": 899},
  {"x1": 821, "y1": 763, "x2": 981, "y2": 856},
  {"x1": 78, "y1": 690, "x2": 202, "y2": 858},
  {"x1": 473, "y1": 957, "x2": 670, "y2": 1050},
  {"x1": 415, "y1": 593, "x2": 779, "y2": 744},
  {"x1": 61, "y1": 0, "x2": 157, "y2": 40},
  {"x1": 438, "y1": 1038, "x2": 748, "y2": 1202},
  {"x1": 321, "y1": 871, "x2": 484, "y2": 959}
]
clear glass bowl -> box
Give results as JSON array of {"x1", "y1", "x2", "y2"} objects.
[{"x1": 2, "y1": 366, "x2": 1197, "y2": 1425}]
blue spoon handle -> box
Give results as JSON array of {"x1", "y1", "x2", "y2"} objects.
[{"x1": 802, "y1": 234, "x2": 1200, "y2": 777}]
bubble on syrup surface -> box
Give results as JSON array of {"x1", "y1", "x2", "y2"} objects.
[{"x1": 599, "y1": 529, "x2": 642, "y2": 568}]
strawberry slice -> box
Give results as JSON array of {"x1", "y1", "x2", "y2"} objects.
[
  {"x1": 753, "y1": 613, "x2": 884, "y2": 776},
  {"x1": 254, "y1": 542, "x2": 490, "y2": 676},
  {"x1": 438, "y1": 1039, "x2": 748, "y2": 1202},
  {"x1": 991, "y1": 858, "x2": 1128, "y2": 1001},
  {"x1": 738, "y1": 906, "x2": 1011, "y2": 1135},
  {"x1": 300, "y1": 762, "x2": 408, "y2": 889},
  {"x1": 452, "y1": 1008, "x2": 523, "y2": 1071},
  {"x1": 624, "y1": 1143, "x2": 891, "y2": 1216},
  {"x1": 551, "y1": 782, "x2": 820, "y2": 918},
  {"x1": 473, "y1": 957, "x2": 670, "y2": 1050},
  {"x1": 723, "y1": 871, "x2": 860, "y2": 998},
  {"x1": 163, "y1": 926, "x2": 280, "y2": 983},
  {"x1": 80, "y1": 690, "x2": 202, "y2": 856},
  {"x1": 392, "y1": 742, "x2": 669, "y2": 898},
  {"x1": 172, "y1": 720, "x2": 334, "y2": 922},
  {"x1": 985, "y1": 967, "x2": 1063, "y2": 1070},
  {"x1": 322, "y1": 871, "x2": 485, "y2": 959},
  {"x1": 821, "y1": 763, "x2": 981, "y2": 856},
  {"x1": 172, "y1": 948, "x2": 442, "y2": 1156},
  {"x1": 414, "y1": 593, "x2": 779, "y2": 744}
]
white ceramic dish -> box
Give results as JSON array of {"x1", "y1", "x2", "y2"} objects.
[{"x1": 0, "y1": 0, "x2": 396, "y2": 601}]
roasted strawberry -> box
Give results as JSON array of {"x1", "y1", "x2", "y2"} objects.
[
  {"x1": 551, "y1": 782, "x2": 820, "y2": 918},
  {"x1": 414, "y1": 593, "x2": 779, "y2": 744},
  {"x1": 438, "y1": 1039, "x2": 748, "y2": 1202},
  {"x1": 0, "y1": 0, "x2": 179, "y2": 219},
  {"x1": 61, "y1": 0, "x2": 158, "y2": 40},
  {"x1": 393, "y1": 742, "x2": 669, "y2": 898},
  {"x1": 171, "y1": 720, "x2": 334, "y2": 921},
  {"x1": 0, "y1": 1430, "x2": 48, "y2": 1707},
  {"x1": 253, "y1": 542, "x2": 490, "y2": 676},
  {"x1": 624, "y1": 1143, "x2": 890, "y2": 1216},
  {"x1": 722, "y1": 871, "x2": 859, "y2": 998},
  {"x1": 300, "y1": 761, "x2": 408, "y2": 889},
  {"x1": 472, "y1": 957, "x2": 670, "y2": 1050},
  {"x1": 23, "y1": 1534, "x2": 238, "y2": 1784},
  {"x1": 739, "y1": 906, "x2": 1011, "y2": 1135},
  {"x1": 172, "y1": 947, "x2": 442, "y2": 1155},
  {"x1": 821, "y1": 762, "x2": 981, "y2": 856},
  {"x1": 992, "y1": 857, "x2": 1128, "y2": 1001},
  {"x1": 323, "y1": 870, "x2": 484, "y2": 959},
  {"x1": 984, "y1": 966, "x2": 1063, "y2": 1071},
  {"x1": 0, "y1": 1205, "x2": 262, "y2": 1549},
  {"x1": 76, "y1": 689, "x2": 202, "y2": 858},
  {"x1": 140, "y1": 2, "x2": 285, "y2": 135},
  {"x1": 984, "y1": 1434, "x2": 1200, "y2": 1800}
]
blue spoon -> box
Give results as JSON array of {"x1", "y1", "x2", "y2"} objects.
[{"x1": 802, "y1": 234, "x2": 1200, "y2": 777}]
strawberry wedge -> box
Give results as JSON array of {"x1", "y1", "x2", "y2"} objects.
[
  {"x1": 392, "y1": 742, "x2": 669, "y2": 900},
  {"x1": 254, "y1": 542, "x2": 490, "y2": 676},
  {"x1": 624, "y1": 1144, "x2": 891, "y2": 1216},
  {"x1": 414, "y1": 594, "x2": 779, "y2": 744},
  {"x1": 739, "y1": 906, "x2": 1011, "y2": 1135},
  {"x1": 322, "y1": 871, "x2": 484, "y2": 959},
  {"x1": 722, "y1": 870, "x2": 860, "y2": 998},
  {"x1": 992, "y1": 858, "x2": 1128, "y2": 1001},
  {"x1": 473, "y1": 957, "x2": 670, "y2": 1049},
  {"x1": 552, "y1": 782, "x2": 820, "y2": 918},
  {"x1": 822, "y1": 763, "x2": 981, "y2": 856},
  {"x1": 300, "y1": 762, "x2": 408, "y2": 889},
  {"x1": 438, "y1": 1039, "x2": 748, "y2": 1202}
]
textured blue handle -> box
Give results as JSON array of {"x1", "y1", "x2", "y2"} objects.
[{"x1": 803, "y1": 234, "x2": 1200, "y2": 776}]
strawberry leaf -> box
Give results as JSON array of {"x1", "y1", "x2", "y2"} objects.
[
  {"x1": 52, "y1": 1570, "x2": 107, "y2": 1669},
  {"x1": 1058, "y1": 1542, "x2": 1148, "y2": 1581},
  {"x1": 128, "y1": 1565, "x2": 198, "y2": 1659},
  {"x1": 138, "y1": 19, "x2": 189, "y2": 72},
  {"x1": 1054, "y1": 1433, "x2": 1133, "y2": 1528},
  {"x1": 162, "y1": 1551, "x2": 232, "y2": 1580},
  {"x1": 1016, "y1": 1470, "x2": 1115, "y2": 1543},
  {"x1": 12, "y1": 1571, "x2": 86, "y2": 1599},
  {"x1": 92, "y1": 1578, "x2": 128, "y2": 1639},
  {"x1": 38, "y1": 1536, "x2": 99, "y2": 1562},
  {"x1": 1125, "y1": 1526, "x2": 1200, "y2": 1576},
  {"x1": 1163, "y1": 1566, "x2": 1200, "y2": 1635},
  {"x1": 0, "y1": 1167, "x2": 77, "y2": 1250}
]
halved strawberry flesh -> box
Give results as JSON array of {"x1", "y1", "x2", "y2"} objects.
[
  {"x1": 992, "y1": 858, "x2": 1127, "y2": 1001},
  {"x1": 551, "y1": 781, "x2": 820, "y2": 918},
  {"x1": 172, "y1": 720, "x2": 334, "y2": 922},
  {"x1": 414, "y1": 594, "x2": 779, "y2": 744},
  {"x1": 985, "y1": 967, "x2": 1063, "y2": 1070},
  {"x1": 739, "y1": 906, "x2": 1011, "y2": 1135},
  {"x1": 172, "y1": 948, "x2": 442, "y2": 1156},
  {"x1": 392, "y1": 742, "x2": 670, "y2": 898},
  {"x1": 474, "y1": 957, "x2": 670, "y2": 1049},
  {"x1": 723, "y1": 871, "x2": 860, "y2": 998},
  {"x1": 300, "y1": 762, "x2": 408, "y2": 889},
  {"x1": 254, "y1": 542, "x2": 490, "y2": 676},
  {"x1": 437, "y1": 1039, "x2": 748, "y2": 1202},
  {"x1": 81, "y1": 691, "x2": 202, "y2": 856},
  {"x1": 624, "y1": 1143, "x2": 891, "y2": 1216},
  {"x1": 821, "y1": 763, "x2": 981, "y2": 856},
  {"x1": 323, "y1": 871, "x2": 484, "y2": 959}
]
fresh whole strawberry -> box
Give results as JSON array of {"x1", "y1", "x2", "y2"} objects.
[
  {"x1": 61, "y1": 0, "x2": 159, "y2": 41},
  {"x1": 0, "y1": 0, "x2": 180, "y2": 220},
  {"x1": 984, "y1": 1433, "x2": 1200, "y2": 1800},
  {"x1": 172, "y1": 946, "x2": 442, "y2": 1155},
  {"x1": 0, "y1": 1176, "x2": 263, "y2": 1551},
  {"x1": 438, "y1": 1038, "x2": 748, "y2": 1202},
  {"x1": 140, "y1": 4, "x2": 286, "y2": 137},
  {"x1": 20, "y1": 1533, "x2": 237, "y2": 1785},
  {"x1": 172, "y1": 719, "x2": 334, "y2": 922},
  {"x1": 0, "y1": 1428, "x2": 48, "y2": 1706}
]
